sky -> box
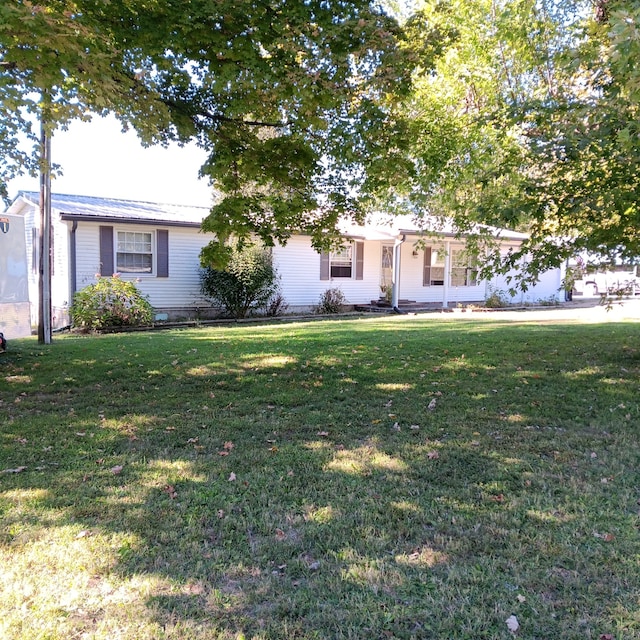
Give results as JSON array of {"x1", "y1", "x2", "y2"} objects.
[{"x1": 7, "y1": 114, "x2": 214, "y2": 207}]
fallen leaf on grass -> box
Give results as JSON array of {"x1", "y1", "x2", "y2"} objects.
[
  {"x1": 228, "y1": 472, "x2": 236, "y2": 482},
  {"x1": 2, "y1": 466, "x2": 27, "y2": 474},
  {"x1": 164, "y1": 485, "x2": 178, "y2": 499},
  {"x1": 427, "y1": 451, "x2": 439, "y2": 460},
  {"x1": 217, "y1": 509, "x2": 225, "y2": 519},
  {"x1": 223, "y1": 441, "x2": 234, "y2": 450},
  {"x1": 110, "y1": 465, "x2": 123, "y2": 475},
  {"x1": 516, "y1": 594, "x2": 526, "y2": 603},
  {"x1": 275, "y1": 528, "x2": 287, "y2": 541},
  {"x1": 218, "y1": 450, "x2": 230, "y2": 456},
  {"x1": 594, "y1": 532, "x2": 615, "y2": 541},
  {"x1": 317, "y1": 431, "x2": 329, "y2": 437},
  {"x1": 76, "y1": 530, "x2": 93, "y2": 539},
  {"x1": 600, "y1": 634, "x2": 614, "y2": 640},
  {"x1": 491, "y1": 494, "x2": 506, "y2": 503},
  {"x1": 427, "y1": 399, "x2": 437, "y2": 411},
  {"x1": 506, "y1": 614, "x2": 519, "y2": 633}
]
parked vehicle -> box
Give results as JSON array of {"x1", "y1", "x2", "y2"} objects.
[{"x1": 573, "y1": 266, "x2": 640, "y2": 297}]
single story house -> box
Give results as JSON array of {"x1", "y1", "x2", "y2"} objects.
[{"x1": 3, "y1": 192, "x2": 563, "y2": 330}]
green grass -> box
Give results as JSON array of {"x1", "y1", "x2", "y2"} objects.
[{"x1": 1, "y1": 315, "x2": 639, "y2": 639}]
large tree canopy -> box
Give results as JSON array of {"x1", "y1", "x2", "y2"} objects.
[
  {"x1": 7, "y1": 1, "x2": 638, "y2": 278},
  {"x1": 1, "y1": 0, "x2": 437, "y2": 265},
  {"x1": 384, "y1": 0, "x2": 640, "y2": 285}
]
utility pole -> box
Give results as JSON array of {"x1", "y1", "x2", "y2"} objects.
[{"x1": 38, "y1": 113, "x2": 52, "y2": 344}]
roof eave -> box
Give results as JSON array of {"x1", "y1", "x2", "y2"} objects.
[
  {"x1": 59, "y1": 213, "x2": 205, "y2": 228},
  {"x1": 397, "y1": 228, "x2": 527, "y2": 241}
]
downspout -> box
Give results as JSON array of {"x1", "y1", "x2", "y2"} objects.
[
  {"x1": 70, "y1": 221, "x2": 78, "y2": 301},
  {"x1": 442, "y1": 240, "x2": 451, "y2": 309},
  {"x1": 391, "y1": 235, "x2": 405, "y2": 312}
]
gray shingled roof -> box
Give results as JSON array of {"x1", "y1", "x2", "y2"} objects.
[{"x1": 18, "y1": 191, "x2": 211, "y2": 226}]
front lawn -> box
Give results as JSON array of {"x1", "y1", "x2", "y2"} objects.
[{"x1": 1, "y1": 315, "x2": 639, "y2": 639}]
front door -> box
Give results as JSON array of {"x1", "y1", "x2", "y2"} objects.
[{"x1": 381, "y1": 244, "x2": 394, "y2": 301}]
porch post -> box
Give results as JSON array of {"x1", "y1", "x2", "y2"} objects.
[
  {"x1": 442, "y1": 240, "x2": 451, "y2": 309},
  {"x1": 391, "y1": 236, "x2": 405, "y2": 308}
]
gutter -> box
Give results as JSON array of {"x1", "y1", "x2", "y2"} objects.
[{"x1": 70, "y1": 220, "x2": 78, "y2": 301}]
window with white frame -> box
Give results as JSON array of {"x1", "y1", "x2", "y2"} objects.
[
  {"x1": 450, "y1": 248, "x2": 478, "y2": 287},
  {"x1": 330, "y1": 245, "x2": 353, "y2": 278},
  {"x1": 423, "y1": 247, "x2": 445, "y2": 286},
  {"x1": 320, "y1": 241, "x2": 363, "y2": 281},
  {"x1": 116, "y1": 231, "x2": 153, "y2": 274}
]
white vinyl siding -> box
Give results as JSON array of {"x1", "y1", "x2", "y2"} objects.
[
  {"x1": 74, "y1": 223, "x2": 214, "y2": 310},
  {"x1": 273, "y1": 236, "x2": 379, "y2": 308}
]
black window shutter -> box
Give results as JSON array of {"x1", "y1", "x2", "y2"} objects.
[
  {"x1": 99, "y1": 226, "x2": 114, "y2": 276},
  {"x1": 355, "y1": 241, "x2": 364, "y2": 280},
  {"x1": 157, "y1": 229, "x2": 169, "y2": 277}
]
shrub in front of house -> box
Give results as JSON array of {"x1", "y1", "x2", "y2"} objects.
[
  {"x1": 484, "y1": 287, "x2": 510, "y2": 309},
  {"x1": 200, "y1": 242, "x2": 281, "y2": 319},
  {"x1": 71, "y1": 275, "x2": 154, "y2": 330},
  {"x1": 264, "y1": 291, "x2": 289, "y2": 317},
  {"x1": 315, "y1": 287, "x2": 346, "y2": 314}
]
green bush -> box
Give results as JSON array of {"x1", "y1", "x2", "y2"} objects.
[
  {"x1": 71, "y1": 275, "x2": 154, "y2": 330},
  {"x1": 484, "y1": 287, "x2": 510, "y2": 308},
  {"x1": 200, "y1": 241, "x2": 280, "y2": 319},
  {"x1": 315, "y1": 287, "x2": 346, "y2": 314}
]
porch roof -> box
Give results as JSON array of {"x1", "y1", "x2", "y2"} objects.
[{"x1": 341, "y1": 214, "x2": 529, "y2": 243}]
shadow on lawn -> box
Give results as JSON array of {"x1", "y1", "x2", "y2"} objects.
[{"x1": 1, "y1": 320, "x2": 639, "y2": 638}]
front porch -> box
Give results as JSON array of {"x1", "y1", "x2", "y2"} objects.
[{"x1": 354, "y1": 299, "x2": 486, "y2": 313}]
